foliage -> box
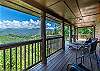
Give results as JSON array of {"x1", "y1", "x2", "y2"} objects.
[
  {"x1": 78, "y1": 27, "x2": 93, "y2": 39},
  {"x1": 78, "y1": 28, "x2": 93, "y2": 34},
  {"x1": 64, "y1": 26, "x2": 69, "y2": 36}
]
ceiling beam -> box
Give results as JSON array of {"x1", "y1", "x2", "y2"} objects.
[
  {"x1": 1, "y1": 0, "x2": 40, "y2": 15},
  {"x1": 69, "y1": 12, "x2": 100, "y2": 19},
  {"x1": 48, "y1": 0, "x2": 62, "y2": 7},
  {"x1": 75, "y1": 21, "x2": 95, "y2": 24},
  {"x1": 78, "y1": 25, "x2": 94, "y2": 28},
  {"x1": 75, "y1": 0, "x2": 84, "y2": 22},
  {"x1": 21, "y1": 0, "x2": 74, "y2": 25},
  {"x1": 63, "y1": 1, "x2": 77, "y2": 18}
]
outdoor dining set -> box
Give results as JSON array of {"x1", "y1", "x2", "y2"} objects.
[{"x1": 67, "y1": 38, "x2": 99, "y2": 71}]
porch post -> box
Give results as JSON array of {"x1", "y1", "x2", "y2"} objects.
[
  {"x1": 40, "y1": 11, "x2": 47, "y2": 64},
  {"x1": 62, "y1": 20, "x2": 65, "y2": 50},
  {"x1": 76, "y1": 27, "x2": 78, "y2": 40},
  {"x1": 69, "y1": 25, "x2": 72, "y2": 43},
  {"x1": 74, "y1": 26, "x2": 76, "y2": 42},
  {"x1": 93, "y1": 26, "x2": 95, "y2": 38}
]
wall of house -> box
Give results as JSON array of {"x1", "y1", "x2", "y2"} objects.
[{"x1": 95, "y1": 21, "x2": 100, "y2": 40}]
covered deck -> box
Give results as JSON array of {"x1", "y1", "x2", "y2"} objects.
[
  {"x1": 29, "y1": 44, "x2": 100, "y2": 71},
  {"x1": 0, "y1": 0, "x2": 100, "y2": 71}
]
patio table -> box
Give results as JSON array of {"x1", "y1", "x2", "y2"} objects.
[{"x1": 67, "y1": 42, "x2": 84, "y2": 49}]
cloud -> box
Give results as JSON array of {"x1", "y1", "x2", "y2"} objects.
[
  {"x1": 46, "y1": 27, "x2": 55, "y2": 30},
  {"x1": 0, "y1": 19, "x2": 41, "y2": 29},
  {"x1": 46, "y1": 23, "x2": 51, "y2": 27},
  {"x1": 0, "y1": 19, "x2": 57, "y2": 29}
]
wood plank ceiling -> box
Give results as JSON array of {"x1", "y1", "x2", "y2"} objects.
[{"x1": 35, "y1": 0, "x2": 100, "y2": 27}]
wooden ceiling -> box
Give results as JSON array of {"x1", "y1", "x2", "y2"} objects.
[
  {"x1": 34, "y1": 0, "x2": 100, "y2": 27},
  {"x1": 0, "y1": 0, "x2": 100, "y2": 27}
]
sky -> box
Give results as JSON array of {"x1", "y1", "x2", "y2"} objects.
[{"x1": 0, "y1": 6, "x2": 58, "y2": 29}]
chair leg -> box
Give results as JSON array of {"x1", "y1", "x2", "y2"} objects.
[
  {"x1": 89, "y1": 54, "x2": 93, "y2": 71},
  {"x1": 94, "y1": 51, "x2": 100, "y2": 71},
  {"x1": 82, "y1": 55, "x2": 84, "y2": 64},
  {"x1": 76, "y1": 48, "x2": 78, "y2": 64},
  {"x1": 94, "y1": 51, "x2": 99, "y2": 64}
]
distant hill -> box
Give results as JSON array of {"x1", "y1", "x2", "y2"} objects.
[
  {"x1": 0, "y1": 28, "x2": 41, "y2": 36},
  {"x1": 0, "y1": 28, "x2": 54, "y2": 36}
]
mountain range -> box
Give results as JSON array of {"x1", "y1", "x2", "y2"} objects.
[
  {"x1": 0, "y1": 28, "x2": 41, "y2": 36},
  {"x1": 0, "y1": 28, "x2": 54, "y2": 36}
]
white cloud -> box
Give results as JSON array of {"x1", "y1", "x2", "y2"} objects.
[
  {"x1": 0, "y1": 19, "x2": 56, "y2": 29},
  {"x1": 46, "y1": 27, "x2": 55, "y2": 30},
  {"x1": 0, "y1": 19, "x2": 41, "y2": 29},
  {"x1": 46, "y1": 23, "x2": 51, "y2": 26}
]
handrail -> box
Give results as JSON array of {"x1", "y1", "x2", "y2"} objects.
[
  {"x1": 0, "y1": 36, "x2": 63, "y2": 50},
  {"x1": 0, "y1": 39, "x2": 42, "y2": 50},
  {"x1": 46, "y1": 36, "x2": 63, "y2": 40}
]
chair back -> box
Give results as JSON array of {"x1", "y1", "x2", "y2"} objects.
[
  {"x1": 84, "y1": 38, "x2": 92, "y2": 45},
  {"x1": 90, "y1": 39, "x2": 97, "y2": 53}
]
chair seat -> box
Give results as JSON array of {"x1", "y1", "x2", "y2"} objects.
[{"x1": 68, "y1": 63, "x2": 90, "y2": 71}]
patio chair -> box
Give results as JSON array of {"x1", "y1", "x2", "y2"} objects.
[
  {"x1": 83, "y1": 38, "x2": 92, "y2": 49},
  {"x1": 76, "y1": 39, "x2": 98, "y2": 71},
  {"x1": 67, "y1": 39, "x2": 98, "y2": 71},
  {"x1": 82, "y1": 38, "x2": 98, "y2": 54}
]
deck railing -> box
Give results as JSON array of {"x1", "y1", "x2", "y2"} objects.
[
  {"x1": 0, "y1": 36, "x2": 63, "y2": 71},
  {"x1": 46, "y1": 36, "x2": 63, "y2": 57},
  {"x1": 0, "y1": 39, "x2": 42, "y2": 71}
]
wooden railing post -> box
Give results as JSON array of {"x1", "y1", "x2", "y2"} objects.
[
  {"x1": 69, "y1": 25, "x2": 72, "y2": 43},
  {"x1": 62, "y1": 20, "x2": 65, "y2": 50},
  {"x1": 40, "y1": 11, "x2": 47, "y2": 65}
]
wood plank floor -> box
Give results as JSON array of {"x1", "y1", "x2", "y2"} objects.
[{"x1": 29, "y1": 43, "x2": 100, "y2": 71}]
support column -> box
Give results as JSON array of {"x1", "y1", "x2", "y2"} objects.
[
  {"x1": 74, "y1": 26, "x2": 76, "y2": 42},
  {"x1": 41, "y1": 11, "x2": 47, "y2": 65},
  {"x1": 69, "y1": 25, "x2": 72, "y2": 43},
  {"x1": 62, "y1": 21, "x2": 65, "y2": 50},
  {"x1": 76, "y1": 27, "x2": 78, "y2": 40},
  {"x1": 93, "y1": 26, "x2": 95, "y2": 38}
]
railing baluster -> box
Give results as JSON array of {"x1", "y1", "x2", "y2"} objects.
[
  {"x1": 32, "y1": 43, "x2": 33, "y2": 64},
  {"x1": 16, "y1": 47, "x2": 17, "y2": 71},
  {"x1": 20, "y1": 46, "x2": 22, "y2": 71},
  {"x1": 57, "y1": 39, "x2": 58, "y2": 49},
  {"x1": 49, "y1": 40, "x2": 51, "y2": 54},
  {"x1": 48, "y1": 40, "x2": 50, "y2": 55},
  {"x1": 52, "y1": 39, "x2": 54, "y2": 53},
  {"x1": 28, "y1": 44, "x2": 30, "y2": 66},
  {"x1": 3, "y1": 49, "x2": 6, "y2": 71},
  {"x1": 53, "y1": 39, "x2": 55, "y2": 52},
  {"x1": 39, "y1": 42, "x2": 41, "y2": 61},
  {"x1": 47, "y1": 40, "x2": 48, "y2": 56},
  {"x1": 37, "y1": 42, "x2": 39, "y2": 62},
  {"x1": 51, "y1": 40, "x2": 53, "y2": 54},
  {"x1": 55, "y1": 39, "x2": 57, "y2": 50},
  {"x1": 10, "y1": 48, "x2": 12, "y2": 71},
  {"x1": 24, "y1": 45, "x2": 26, "y2": 70},
  {"x1": 35, "y1": 43, "x2": 36, "y2": 63}
]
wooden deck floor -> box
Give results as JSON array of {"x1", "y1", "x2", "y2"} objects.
[{"x1": 29, "y1": 43, "x2": 100, "y2": 71}]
